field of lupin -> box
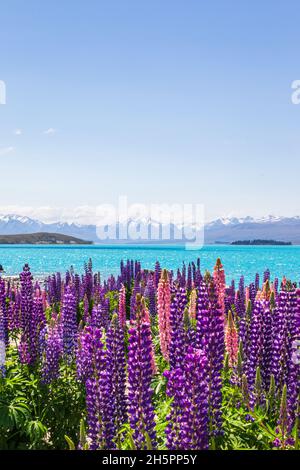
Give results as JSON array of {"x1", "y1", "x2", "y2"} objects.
[{"x1": 0, "y1": 257, "x2": 299, "y2": 450}]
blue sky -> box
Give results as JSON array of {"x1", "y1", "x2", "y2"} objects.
[{"x1": 0, "y1": 0, "x2": 300, "y2": 222}]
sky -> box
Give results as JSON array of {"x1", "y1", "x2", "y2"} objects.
[{"x1": 1, "y1": 0, "x2": 300, "y2": 223}]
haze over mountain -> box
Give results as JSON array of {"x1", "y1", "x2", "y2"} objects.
[{"x1": 0, "y1": 214, "x2": 299, "y2": 244}]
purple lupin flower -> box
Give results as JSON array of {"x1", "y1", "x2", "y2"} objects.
[
  {"x1": 106, "y1": 314, "x2": 128, "y2": 439},
  {"x1": 0, "y1": 304, "x2": 6, "y2": 377},
  {"x1": 128, "y1": 315, "x2": 156, "y2": 449},
  {"x1": 263, "y1": 269, "x2": 270, "y2": 283},
  {"x1": 187, "y1": 264, "x2": 192, "y2": 291},
  {"x1": 83, "y1": 258, "x2": 93, "y2": 301},
  {"x1": 82, "y1": 294, "x2": 90, "y2": 324},
  {"x1": 274, "y1": 278, "x2": 279, "y2": 295},
  {"x1": 249, "y1": 283, "x2": 256, "y2": 305},
  {"x1": 154, "y1": 261, "x2": 161, "y2": 288},
  {"x1": 206, "y1": 281, "x2": 224, "y2": 434},
  {"x1": 169, "y1": 287, "x2": 187, "y2": 369},
  {"x1": 0, "y1": 278, "x2": 8, "y2": 347},
  {"x1": 195, "y1": 280, "x2": 224, "y2": 435},
  {"x1": 270, "y1": 291, "x2": 288, "y2": 389},
  {"x1": 20, "y1": 264, "x2": 33, "y2": 331},
  {"x1": 76, "y1": 326, "x2": 94, "y2": 382},
  {"x1": 62, "y1": 285, "x2": 77, "y2": 360},
  {"x1": 255, "y1": 273, "x2": 260, "y2": 292},
  {"x1": 165, "y1": 348, "x2": 209, "y2": 450},
  {"x1": 224, "y1": 281, "x2": 235, "y2": 317},
  {"x1": 144, "y1": 275, "x2": 156, "y2": 318},
  {"x1": 130, "y1": 279, "x2": 141, "y2": 319},
  {"x1": 91, "y1": 296, "x2": 110, "y2": 330},
  {"x1": 30, "y1": 290, "x2": 46, "y2": 364},
  {"x1": 74, "y1": 273, "x2": 81, "y2": 303},
  {"x1": 41, "y1": 315, "x2": 63, "y2": 384},
  {"x1": 261, "y1": 300, "x2": 273, "y2": 389},
  {"x1": 76, "y1": 325, "x2": 115, "y2": 449},
  {"x1": 235, "y1": 291, "x2": 246, "y2": 323},
  {"x1": 246, "y1": 300, "x2": 264, "y2": 407},
  {"x1": 286, "y1": 289, "x2": 300, "y2": 432},
  {"x1": 195, "y1": 280, "x2": 210, "y2": 350},
  {"x1": 239, "y1": 299, "x2": 251, "y2": 362},
  {"x1": 18, "y1": 264, "x2": 34, "y2": 364}
]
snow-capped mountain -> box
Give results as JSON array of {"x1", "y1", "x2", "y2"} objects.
[
  {"x1": 0, "y1": 214, "x2": 300, "y2": 244},
  {"x1": 0, "y1": 214, "x2": 99, "y2": 242},
  {"x1": 204, "y1": 215, "x2": 300, "y2": 244}
]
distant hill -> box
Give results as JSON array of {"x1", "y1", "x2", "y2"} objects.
[
  {"x1": 231, "y1": 239, "x2": 292, "y2": 246},
  {"x1": 0, "y1": 232, "x2": 92, "y2": 245},
  {"x1": 0, "y1": 214, "x2": 300, "y2": 244}
]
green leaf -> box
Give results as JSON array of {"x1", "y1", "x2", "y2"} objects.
[
  {"x1": 144, "y1": 431, "x2": 153, "y2": 450},
  {"x1": 65, "y1": 435, "x2": 76, "y2": 450}
]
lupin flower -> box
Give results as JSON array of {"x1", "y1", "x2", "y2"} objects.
[
  {"x1": 187, "y1": 263, "x2": 192, "y2": 291},
  {"x1": 41, "y1": 315, "x2": 63, "y2": 384},
  {"x1": 18, "y1": 265, "x2": 34, "y2": 364},
  {"x1": 270, "y1": 291, "x2": 288, "y2": 388},
  {"x1": 213, "y1": 258, "x2": 226, "y2": 316},
  {"x1": 272, "y1": 384, "x2": 292, "y2": 449},
  {"x1": 62, "y1": 285, "x2": 77, "y2": 360},
  {"x1": 106, "y1": 314, "x2": 128, "y2": 440},
  {"x1": 169, "y1": 287, "x2": 187, "y2": 369},
  {"x1": 118, "y1": 284, "x2": 127, "y2": 328},
  {"x1": 144, "y1": 275, "x2": 156, "y2": 318},
  {"x1": 29, "y1": 290, "x2": 46, "y2": 364},
  {"x1": 157, "y1": 269, "x2": 171, "y2": 360},
  {"x1": 83, "y1": 294, "x2": 90, "y2": 324},
  {"x1": 77, "y1": 326, "x2": 115, "y2": 449},
  {"x1": 154, "y1": 261, "x2": 161, "y2": 288},
  {"x1": 286, "y1": 289, "x2": 300, "y2": 432},
  {"x1": 225, "y1": 310, "x2": 238, "y2": 367},
  {"x1": 188, "y1": 288, "x2": 197, "y2": 321},
  {"x1": 196, "y1": 279, "x2": 224, "y2": 434},
  {"x1": 91, "y1": 296, "x2": 110, "y2": 330},
  {"x1": 206, "y1": 281, "x2": 225, "y2": 434},
  {"x1": 246, "y1": 300, "x2": 264, "y2": 407},
  {"x1": 165, "y1": 348, "x2": 209, "y2": 450},
  {"x1": 0, "y1": 278, "x2": 8, "y2": 347},
  {"x1": 0, "y1": 304, "x2": 6, "y2": 377},
  {"x1": 127, "y1": 306, "x2": 156, "y2": 449},
  {"x1": 261, "y1": 301, "x2": 273, "y2": 389}
]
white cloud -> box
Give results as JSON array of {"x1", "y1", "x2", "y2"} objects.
[
  {"x1": 0, "y1": 205, "x2": 98, "y2": 224},
  {"x1": 14, "y1": 129, "x2": 23, "y2": 135},
  {"x1": 0, "y1": 146, "x2": 15, "y2": 156},
  {"x1": 43, "y1": 128, "x2": 56, "y2": 135}
]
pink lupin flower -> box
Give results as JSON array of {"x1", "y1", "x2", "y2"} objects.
[
  {"x1": 118, "y1": 284, "x2": 126, "y2": 328},
  {"x1": 262, "y1": 280, "x2": 271, "y2": 300},
  {"x1": 141, "y1": 299, "x2": 151, "y2": 324},
  {"x1": 157, "y1": 269, "x2": 171, "y2": 361},
  {"x1": 245, "y1": 287, "x2": 250, "y2": 303},
  {"x1": 41, "y1": 289, "x2": 48, "y2": 311},
  {"x1": 225, "y1": 310, "x2": 238, "y2": 367},
  {"x1": 255, "y1": 289, "x2": 263, "y2": 301},
  {"x1": 213, "y1": 258, "x2": 226, "y2": 316},
  {"x1": 189, "y1": 288, "x2": 197, "y2": 320}
]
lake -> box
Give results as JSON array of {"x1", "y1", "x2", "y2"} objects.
[{"x1": 0, "y1": 244, "x2": 299, "y2": 285}]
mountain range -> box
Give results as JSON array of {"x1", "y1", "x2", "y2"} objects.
[{"x1": 0, "y1": 214, "x2": 300, "y2": 244}]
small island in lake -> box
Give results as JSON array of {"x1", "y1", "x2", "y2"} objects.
[
  {"x1": 231, "y1": 239, "x2": 292, "y2": 246},
  {"x1": 0, "y1": 232, "x2": 93, "y2": 245}
]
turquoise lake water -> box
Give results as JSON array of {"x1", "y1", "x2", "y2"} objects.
[{"x1": 0, "y1": 244, "x2": 299, "y2": 285}]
